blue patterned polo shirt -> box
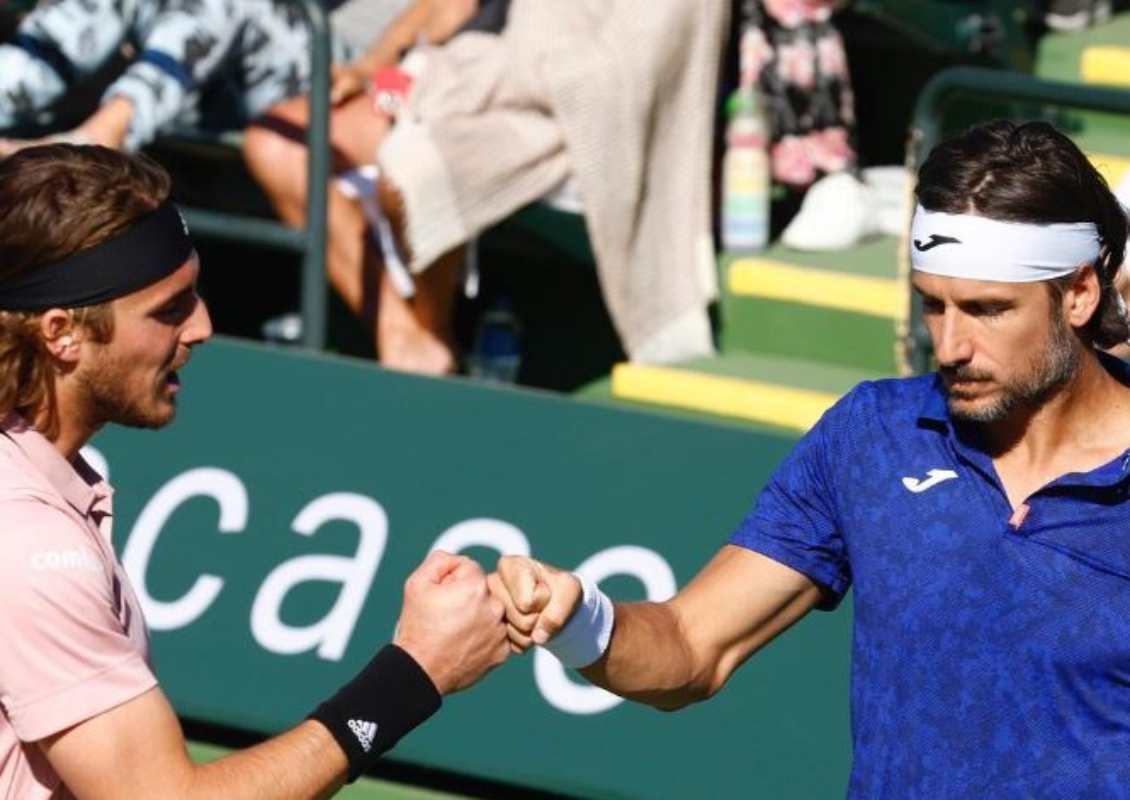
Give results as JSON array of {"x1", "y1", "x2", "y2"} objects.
[{"x1": 731, "y1": 361, "x2": 1130, "y2": 798}]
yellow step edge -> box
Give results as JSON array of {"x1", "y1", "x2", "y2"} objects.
[
  {"x1": 1081, "y1": 46, "x2": 1130, "y2": 88},
  {"x1": 611, "y1": 363, "x2": 839, "y2": 432},
  {"x1": 728, "y1": 258, "x2": 900, "y2": 320},
  {"x1": 1086, "y1": 151, "x2": 1130, "y2": 189}
]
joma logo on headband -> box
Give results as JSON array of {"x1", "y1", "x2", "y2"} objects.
[{"x1": 914, "y1": 234, "x2": 962, "y2": 252}]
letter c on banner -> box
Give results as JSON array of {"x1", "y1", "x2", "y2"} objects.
[
  {"x1": 79, "y1": 445, "x2": 109, "y2": 481},
  {"x1": 250, "y1": 493, "x2": 387, "y2": 661},
  {"x1": 535, "y1": 546, "x2": 677, "y2": 715},
  {"x1": 122, "y1": 468, "x2": 248, "y2": 630}
]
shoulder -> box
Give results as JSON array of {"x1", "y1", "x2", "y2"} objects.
[
  {"x1": 0, "y1": 495, "x2": 84, "y2": 543},
  {"x1": 0, "y1": 436, "x2": 57, "y2": 502},
  {"x1": 825, "y1": 374, "x2": 938, "y2": 426},
  {"x1": 805, "y1": 374, "x2": 939, "y2": 457},
  {"x1": 0, "y1": 498, "x2": 102, "y2": 596}
]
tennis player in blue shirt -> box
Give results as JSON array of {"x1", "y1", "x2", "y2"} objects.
[{"x1": 488, "y1": 120, "x2": 1130, "y2": 798}]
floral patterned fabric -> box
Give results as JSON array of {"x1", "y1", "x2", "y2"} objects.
[{"x1": 738, "y1": 0, "x2": 856, "y2": 188}]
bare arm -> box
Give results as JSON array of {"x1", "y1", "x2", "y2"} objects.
[
  {"x1": 349, "y1": 0, "x2": 479, "y2": 76},
  {"x1": 42, "y1": 688, "x2": 348, "y2": 800},
  {"x1": 42, "y1": 550, "x2": 508, "y2": 799},
  {"x1": 584, "y1": 546, "x2": 823, "y2": 709},
  {"x1": 495, "y1": 545, "x2": 823, "y2": 712},
  {"x1": 329, "y1": 0, "x2": 480, "y2": 105},
  {"x1": 74, "y1": 95, "x2": 134, "y2": 149},
  {"x1": 0, "y1": 95, "x2": 133, "y2": 157}
]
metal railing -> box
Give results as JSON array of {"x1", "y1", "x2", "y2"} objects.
[
  {"x1": 904, "y1": 66, "x2": 1130, "y2": 374},
  {"x1": 180, "y1": 0, "x2": 331, "y2": 350}
]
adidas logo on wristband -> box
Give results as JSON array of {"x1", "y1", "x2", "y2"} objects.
[{"x1": 348, "y1": 719, "x2": 378, "y2": 753}]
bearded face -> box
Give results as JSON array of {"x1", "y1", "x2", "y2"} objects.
[
  {"x1": 943, "y1": 305, "x2": 1081, "y2": 424},
  {"x1": 73, "y1": 257, "x2": 208, "y2": 431}
]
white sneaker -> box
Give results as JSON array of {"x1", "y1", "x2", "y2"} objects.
[
  {"x1": 1046, "y1": 0, "x2": 1111, "y2": 31},
  {"x1": 781, "y1": 171, "x2": 876, "y2": 251}
]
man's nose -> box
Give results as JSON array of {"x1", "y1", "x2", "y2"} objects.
[
  {"x1": 932, "y1": 309, "x2": 973, "y2": 367},
  {"x1": 183, "y1": 295, "x2": 213, "y2": 346}
]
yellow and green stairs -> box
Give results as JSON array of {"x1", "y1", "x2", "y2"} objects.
[
  {"x1": 583, "y1": 10, "x2": 1130, "y2": 435},
  {"x1": 592, "y1": 237, "x2": 904, "y2": 435}
]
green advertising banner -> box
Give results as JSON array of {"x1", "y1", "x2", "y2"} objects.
[{"x1": 90, "y1": 338, "x2": 853, "y2": 799}]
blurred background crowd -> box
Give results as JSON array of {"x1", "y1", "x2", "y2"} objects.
[{"x1": 1, "y1": 0, "x2": 1125, "y2": 391}]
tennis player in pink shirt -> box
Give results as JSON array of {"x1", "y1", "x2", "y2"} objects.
[{"x1": 0, "y1": 144, "x2": 510, "y2": 799}]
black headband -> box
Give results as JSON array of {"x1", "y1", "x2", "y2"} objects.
[{"x1": 0, "y1": 200, "x2": 194, "y2": 311}]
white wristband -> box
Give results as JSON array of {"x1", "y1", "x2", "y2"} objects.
[{"x1": 542, "y1": 574, "x2": 614, "y2": 669}]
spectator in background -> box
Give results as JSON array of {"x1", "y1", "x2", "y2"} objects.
[
  {"x1": 741, "y1": 0, "x2": 856, "y2": 196},
  {"x1": 249, "y1": 0, "x2": 729, "y2": 375},
  {"x1": 738, "y1": 0, "x2": 911, "y2": 252},
  {"x1": 0, "y1": 0, "x2": 359, "y2": 155},
  {"x1": 243, "y1": 0, "x2": 497, "y2": 374}
]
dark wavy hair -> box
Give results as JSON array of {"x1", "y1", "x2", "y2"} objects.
[{"x1": 915, "y1": 120, "x2": 1129, "y2": 348}]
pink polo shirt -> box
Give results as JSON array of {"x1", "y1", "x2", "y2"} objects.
[{"x1": 0, "y1": 415, "x2": 155, "y2": 799}]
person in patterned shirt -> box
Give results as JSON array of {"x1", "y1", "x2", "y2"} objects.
[{"x1": 0, "y1": 0, "x2": 356, "y2": 155}]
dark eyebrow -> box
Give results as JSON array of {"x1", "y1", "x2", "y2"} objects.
[{"x1": 958, "y1": 297, "x2": 1013, "y2": 313}]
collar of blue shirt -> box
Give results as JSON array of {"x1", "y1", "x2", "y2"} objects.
[{"x1": 914, "y1": 351, "x2": 1130, "y2": 490}]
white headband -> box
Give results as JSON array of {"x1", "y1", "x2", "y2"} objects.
[{"x1": 910, "y1": 204, "x2": 1101, "y2": 282}]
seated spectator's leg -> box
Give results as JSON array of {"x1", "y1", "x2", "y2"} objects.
[
  {"x1": 242, "y1": 95, "x2": 319, "y2": 223},
  {"x1": 244, "y1": 92, "x2": 388, "y2": 216},
  {"x1": 375, "y1": 174, "x2": 459, "y2": 374},
  {"x1": 377, "y1": 249, "x2": 461, "y2": 375},
  {"x1": 244, "y1": 93, "x2": 391, "y2": 348}
]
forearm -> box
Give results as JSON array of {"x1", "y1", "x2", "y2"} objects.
[
  {"x1": 75, "y1": 95, "x2": 133, "y2": 149},
  {"x1": 185, "y1": 721, "x2": 346, "y2": 800},
  {"x1": 580, "y1": 569, "x2": 823, "y2": 711},
  {"x1": 349, "y1": 1, "x2": 429, "y2": 74},
  {"x1": 580, "y1": 602, "x2": 710, "y2": 711}
]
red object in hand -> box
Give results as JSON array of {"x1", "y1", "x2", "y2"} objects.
[{"x1": 371, "y1": 66, "x2": 415, "y2": 119}]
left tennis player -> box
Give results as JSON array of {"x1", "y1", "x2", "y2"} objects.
[{"x1": 0, "y1": 144, "x2": 509, "y2": 799}]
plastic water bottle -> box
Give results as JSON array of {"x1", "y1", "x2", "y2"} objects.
[
  {"x1": 722, "y1": 89, "x2": 770, "y2": 252},
  {"x1": 468, "y1": 297, "x2": 521, "y2": 383}
]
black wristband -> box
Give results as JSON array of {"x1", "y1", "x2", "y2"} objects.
[{"x1": 309, "y1": 644, "x2": 442, "y2": 782}]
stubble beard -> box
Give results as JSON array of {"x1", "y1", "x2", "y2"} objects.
[
  {"x1": 78, "y1": 352, "x2": 176, "y2": 430},
  {"x1": 946, "y1": 313, "x2": 1081, "y2": 424}
]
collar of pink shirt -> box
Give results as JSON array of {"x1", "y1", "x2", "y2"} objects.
[{"x1": 0, "y1": 413, "x2": 113, "y2": 518}]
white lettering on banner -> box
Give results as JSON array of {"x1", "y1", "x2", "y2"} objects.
[
  {"x1": 122, "y1": 468, "x2": 248, "y2": 630},
  {"x1": 79, "y1": 446, "x2": 109, "y2": 481},
  {"x1": 535, "y1": 546, "x2": 677, "y2": 715},
  {"x1": 116, "y1": 462, "x2": 683, "y2": 715},
  {"x1": 250, "y1": 493, "x2": 387, "y2": 661},
  {"x1": 429, "y1": 518, "x2": 531, "y2": 558}
]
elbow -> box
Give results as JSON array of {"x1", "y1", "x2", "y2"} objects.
[
  {"x1": 650, "y1": 692, "x2": 704, "y2": 713},
  {"x1": 645, "y1": 662, "x2": 727, "y2": 713}
]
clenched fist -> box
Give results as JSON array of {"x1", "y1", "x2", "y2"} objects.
[
  {"x1": 488, "y1": 556, "x2": 583, "y2": 653},
  {"x1": 393, "y1": 550, "x2": 509, "y2": 694}
]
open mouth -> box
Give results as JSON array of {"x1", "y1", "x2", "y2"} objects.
[{"x1": 165, "y1": 371, "x2": 181, "y2": 392}]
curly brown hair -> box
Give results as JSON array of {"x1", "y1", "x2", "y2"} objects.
[{"x1": 0, "y1": 145, "x2": 172, "y2": 435}]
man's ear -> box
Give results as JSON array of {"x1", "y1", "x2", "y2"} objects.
[
  {"x1": 1063, "y1": 264, "x2": 1102, "y2": 330},
  {"x1": 38, "y1": 309, "x2": 81, "y2": 365}
]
